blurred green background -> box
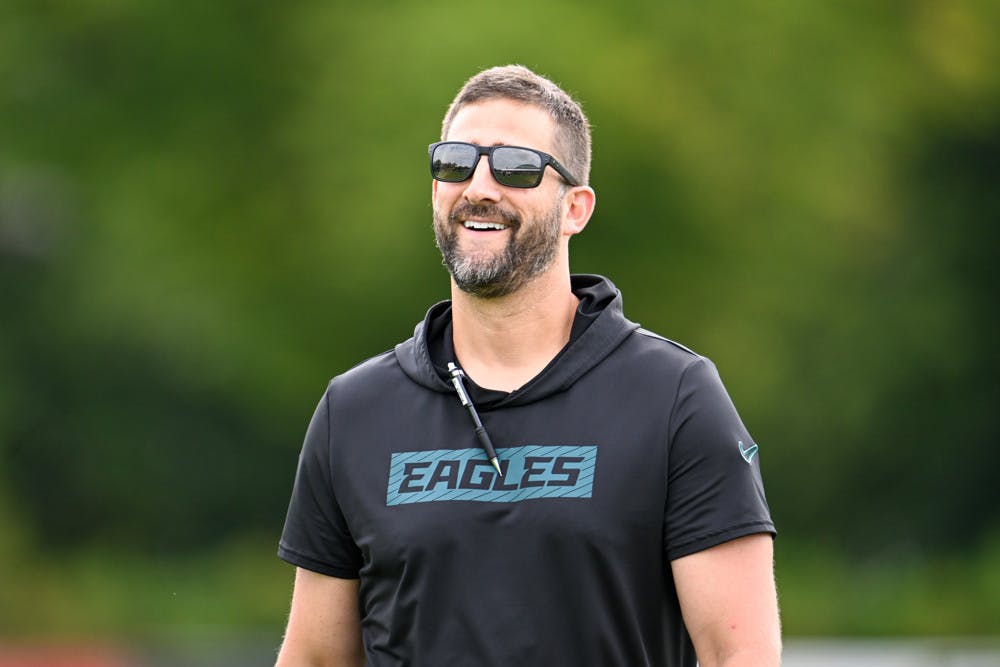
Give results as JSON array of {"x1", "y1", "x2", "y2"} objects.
[{"x1": 1, "y1": 0, "x2": 998, "y2": 650}]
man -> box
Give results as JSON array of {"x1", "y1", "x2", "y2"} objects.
[{"x1": 276, "y1": 65, "x2": 780, "y2": 667}]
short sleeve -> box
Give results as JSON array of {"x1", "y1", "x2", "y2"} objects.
[
  {"x1": 663, "y1": 357, "x2": 775, "y2": 561},
  {"x1": 278, "y1": 385, "x2": 363, "y2": 578}
]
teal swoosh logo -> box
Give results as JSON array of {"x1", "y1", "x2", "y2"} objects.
[{"x1": 738, "y1": 440, "x2": 758, "y2": 464}]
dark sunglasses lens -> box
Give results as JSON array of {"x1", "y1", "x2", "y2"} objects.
[
  {"x1": 431, "y1": 143, "x2": 477, "y2": 182},
  {"x1": 492, "y1": 147, "x2": 543, "y2": 187}
]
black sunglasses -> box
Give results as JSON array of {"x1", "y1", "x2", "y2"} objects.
[{"x1": 429, "y1": 141, "x2": 579, "y2": 189}]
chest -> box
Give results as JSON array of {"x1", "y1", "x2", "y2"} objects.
[{"x1": 328, "y1": 384, "x2": 672, "y2": 571}]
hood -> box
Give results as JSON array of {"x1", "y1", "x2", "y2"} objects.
[{"x1": 395, "y1": 274, "x2": 640, "y2": 408}]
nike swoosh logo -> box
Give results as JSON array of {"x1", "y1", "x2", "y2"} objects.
[{"x1": 738, "y1": 440, "x2": 758, "y2": 464}]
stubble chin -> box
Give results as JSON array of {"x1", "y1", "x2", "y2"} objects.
[
  {"x1": 432, "y1": 199, "x2": 562, "y2": 299},
  {"x1": 433, "y1": 213, "x2": 514, "y2": 298}
]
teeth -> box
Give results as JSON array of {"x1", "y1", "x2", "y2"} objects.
[{"x1": 463, "y1": 221, "x2": 508, "y2": 231}]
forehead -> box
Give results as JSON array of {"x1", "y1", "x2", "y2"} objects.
[{"x1": 445, "y1": 99, "x2": 557, "y2": 153}]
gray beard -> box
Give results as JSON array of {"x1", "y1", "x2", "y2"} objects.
[{"x1": 434, "y1": 199, "x2": 562, "y2": 299}]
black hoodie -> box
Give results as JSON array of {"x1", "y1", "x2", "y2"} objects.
[{"x1": 279, "y1": 274, "x2": 774, "y2": 667}]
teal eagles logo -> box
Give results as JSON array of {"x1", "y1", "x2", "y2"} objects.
[{"x1": 387, "y1": 445, "x2": 597, "y2": 506}]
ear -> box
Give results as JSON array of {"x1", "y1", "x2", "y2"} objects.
[{"x1": 562, "y1": 186, "x2": 596, "y2": 237}]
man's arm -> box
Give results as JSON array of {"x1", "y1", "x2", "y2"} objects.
[
  {"x1": 671, "y1": 533, "x2": 781, "y2": 667},
  {"x1": 275, "y1": 567, "x2": 364, "y2": 667}
]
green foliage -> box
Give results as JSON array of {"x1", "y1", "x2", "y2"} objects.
[
  {"x1": 0, "y1": 536, "x2": 290, "y2": 640},
  {"x1": 1, "y1": 0, "x2": 998, "y2": 637}
]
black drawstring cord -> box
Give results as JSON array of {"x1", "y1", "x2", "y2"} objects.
[{"x1": 447, "y1": 362, "x2": 503, "y2": 477}]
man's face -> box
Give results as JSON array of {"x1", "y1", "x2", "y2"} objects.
[{"x1": 432, "y1": 99, "x2": 568, "y2": 299}]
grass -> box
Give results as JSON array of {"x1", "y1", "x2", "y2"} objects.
[
  {"x1": 0, "y1": 536, "x2": 292, "y2": 642},
  {"x1": 776, "y1": 536, "x2": 1000, "y2": 636}
]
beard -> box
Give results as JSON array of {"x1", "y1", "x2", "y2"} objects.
[{"x1": 434, "y1": 197, "x2": 563, "y2": 299}]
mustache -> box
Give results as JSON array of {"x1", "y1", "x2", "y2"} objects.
[{"x1": 448, "y1": 203, "x2": 520, "y2": 227}]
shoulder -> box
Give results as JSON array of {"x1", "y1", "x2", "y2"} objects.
[
  {"x1": 585, "y1": 326, "x2": 720, "y2": 408},
  {"x1": 633, "y1": 327, "x2": 700, "y2": 356},
  {"x1": 621, "y1": 326, "x2": 710, "y2": 376},
  {"x1": 326, "y1": 348, "x2": 402, "y2": 403}
]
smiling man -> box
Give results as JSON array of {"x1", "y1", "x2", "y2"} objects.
[{"x1": 275, "y1": 65, "x2": 781, "y2": 667}]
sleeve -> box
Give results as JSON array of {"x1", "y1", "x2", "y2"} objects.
[
  {"x1": 277, "y1": 384, "x2": 364, "y2": 578},
  {"x1": 663, "y1": 357, "x2": 776, "y2": 561}
]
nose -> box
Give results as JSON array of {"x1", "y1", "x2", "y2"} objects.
[{"x1": 462, "y1": 154, "x2": 502, "y2": 205}]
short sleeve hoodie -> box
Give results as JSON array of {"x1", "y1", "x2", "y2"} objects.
[{"x1": 279, "y1": 274, "x2": 775, "y2": 667}]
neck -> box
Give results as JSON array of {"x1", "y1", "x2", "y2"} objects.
[{"x1": 450, "y1": 270, "x2": 579, "y2": 392}]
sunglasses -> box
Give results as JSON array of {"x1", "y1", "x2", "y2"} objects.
[{"x1": 429, "y1": 141, "x2": 579, "y2": 189}]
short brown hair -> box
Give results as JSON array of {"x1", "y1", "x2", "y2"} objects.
[{"x1": 441, "y1": 65, "x2": 592, "y2": 186}]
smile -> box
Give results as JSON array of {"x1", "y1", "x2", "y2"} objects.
[{"x1": 462, "y1": 220, "x2": 509, "y2": 231}]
